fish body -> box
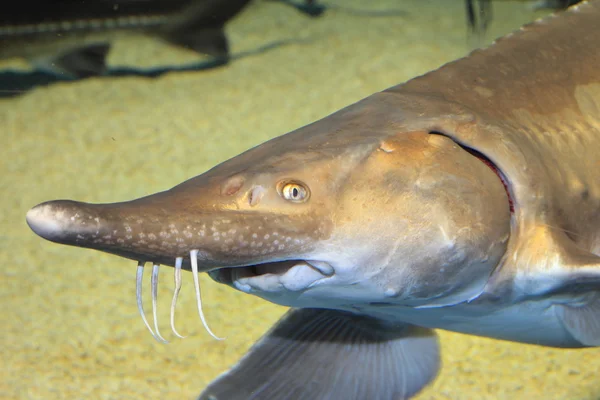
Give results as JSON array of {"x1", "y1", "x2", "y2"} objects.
[
  {"x1": 0, "y1": 0, "x2": 252, "y2": 77},
  {"x1": 26, "y1": 1, "x2": 600, "y2": 399}
]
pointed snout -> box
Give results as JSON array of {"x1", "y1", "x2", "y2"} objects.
[
  {"x1": 26, "y1": 190, "x2": 323, "y2": 271},
  {"x1": 26, "y1": 202, "x2": 63, "y2": 241},
  {"x1": 25, "y1": 197, "x2": 204, "y2": 267},
  {"x1": 27, "y1": 200, "x2": 96, "y2": 244}
]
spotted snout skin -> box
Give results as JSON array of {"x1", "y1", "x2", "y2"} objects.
[{"x1": 26, "y1": 175, "x2": 333, "y2": 272}]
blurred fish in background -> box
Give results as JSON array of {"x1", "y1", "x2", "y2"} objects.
[
  {"x1": 0, "y1": 0, "x2": 338, "y2": 95},
  {"x1": 0, "y1": 0, "x2": 410, "y2": 95},
  {"x1": 0, "y1": 0, "x2": 254, "y2": 78}
]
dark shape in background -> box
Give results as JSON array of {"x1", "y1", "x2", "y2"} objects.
[
  {"x1": 464, "y1": 0, "x2": 584, "y2": 37},
  {"x1": 532, "y1": 0, "x2": 584, "y2": 9},
  {"x1": 0, "y1": 0, "x2": 253, "y2": 78},
  {"x1": 0, "y1": 0, "x2": 410, "y2": 96},
  {"x1": 0, "y1": 0, "x2": 327, "y2": 95},
  {"x1": 269, "y1": 0, "x2": 326, "y2": 17},
  {"x1": 465, "y1": 0, "x2": 492, "y2": 36},
  {"x1": 269, "y1": 0, "x2": 408, "y2": 17},
  {"x1": 0, "y1": 37, "x2": 314, "y2": 96}
]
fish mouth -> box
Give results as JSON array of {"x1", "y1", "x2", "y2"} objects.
[{"x1": 208, "y1": 260, "x2": 335, "y2": 293}]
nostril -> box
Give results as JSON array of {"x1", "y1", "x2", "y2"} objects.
[
  {"x1": 221, "y1": 175, "x2": 245, "y2": 196},
  {"x1": 248, "y1": 186, "x2": 265, "y2": 207}
]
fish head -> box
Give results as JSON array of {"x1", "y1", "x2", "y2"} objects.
[{"x1": 26, "y1": 105, "x2": 511, "y2": 311}]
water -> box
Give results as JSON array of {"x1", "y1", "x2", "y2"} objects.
[{"x1": 1, "y1": 1, "x2": 598, "y2": 399}]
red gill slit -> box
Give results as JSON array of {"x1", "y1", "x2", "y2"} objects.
[
  {"x1": 428, "y1": 131, "x2": 513, "y2": 213},
  {"x1": 463, "y1": 147, "x2": 514, "y2": 213}
]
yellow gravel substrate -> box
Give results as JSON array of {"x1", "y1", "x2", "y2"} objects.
[{"x1": 2, "y1": 1, "x2": 598, "y2": 399}]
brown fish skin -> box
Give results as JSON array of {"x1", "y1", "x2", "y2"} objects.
[
  {"x1": 25, "y1": 171, "x2": 337, "y2": 271},
  {"x1": 387, "y1": 0, "x2": 600, "y2": 302}
]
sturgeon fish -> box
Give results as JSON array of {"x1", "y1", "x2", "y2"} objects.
[
  {"x1": 0, "y1": 0, "x2": 252, "y2": 77},
  {"x1": 26, "y1": 1, "x2": 600, "y2": 399}
]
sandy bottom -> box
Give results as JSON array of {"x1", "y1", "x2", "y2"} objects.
[{"x1": 2, "y1": 0, "x2": 599, "y2": 399}]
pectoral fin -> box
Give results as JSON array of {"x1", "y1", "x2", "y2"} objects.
[
  {"x1": 162, "y1": 0, "x2": 252, "y2": 59},
  {"x1": 166, "y1": 27, "x2": 229, "y2": 59},
  {"x1": 49, "y1": 43, "x2": 110, "y2": 78},
  {"x1": 198, "y1": 308, "x2": 439, "y2": 400},
  {"x1": 555, "y1": 293, "x2": 600, "y2": 346}
]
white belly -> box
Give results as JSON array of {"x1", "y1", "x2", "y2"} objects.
[{"x1": 349, "y1": 299, "x2": 581, "y2": 348}]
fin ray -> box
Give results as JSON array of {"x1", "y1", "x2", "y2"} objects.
[
  {"x1": 198, "y1": 308, "x2": 439, "y2": 400},
  {"x1": 556, "y1": 293, "x2": 600, "y2": 346}
]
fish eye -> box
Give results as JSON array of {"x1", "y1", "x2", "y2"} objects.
[{"x1": 279, "y1": 181, "x2": 310, "y2": 203}]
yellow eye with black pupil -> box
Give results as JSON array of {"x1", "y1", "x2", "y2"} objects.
[{"x1": 281, "y1": 182, "x2": 309, "y2": 202}]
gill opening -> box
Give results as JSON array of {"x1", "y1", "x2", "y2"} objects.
[
  {"x1": 135, "y1": 250, "x2": 224, "y2": 343},
  {"x1": 429, "y1": 131, "x2": 514, "y2": 213}
]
